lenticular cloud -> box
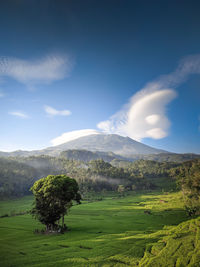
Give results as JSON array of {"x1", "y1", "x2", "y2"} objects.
[
  {"x1": 51, "y1": 129, "x2": 100, "y2": 146},
  {"x1": 97, "y1": 88, "x2": 177, "y2": 141},
  {"x1": 97, "y1": 54, "x2": 200, "y2": 141}
]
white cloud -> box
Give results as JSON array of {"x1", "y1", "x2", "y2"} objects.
[
  {"x1": 44, "y1": 105, "x2": 71, "y2": 117},
  {"x1": 97, "y1": 54, "x2": 200, "y2": 141},
  {"x1": 51, "y1": 129, "x2": 100, "y2": 146},
  {"x1": 146, "y1": 128, "x2": 167, "y2": 139},
  {"x1": 97, "y1": 89, "x2": 177, "y2": 141},
  {"x1": 9, "y1": 111, "x2": 29, "y2": 119},
  {"x1": 0, "y1": 54, "x2": 73, "y2": 88},
  {"x1": 50, "y1": 54, "x2": 200, "y2": 146},
  {"x1": 145, "y1": 114, "x2": 160, "y2": 125}
]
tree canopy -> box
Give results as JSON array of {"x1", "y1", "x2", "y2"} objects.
[
  {"x1": 31, "y1": 175, "x2": 81, "y2": 232},
  {"x1": 175, "y1": 159, "x2": 200, "y2": 216}
]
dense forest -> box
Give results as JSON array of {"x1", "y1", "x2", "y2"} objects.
[
  {"x1": 59, "y1": 150, "x2": 200, "y2": 163},
  {"x1": 127, "y1": 153, "x2": 200, "y2": 162},
  {"x1": 0, "y1": 156, "x2": 152, "y2": 198},
  {"x1": 0, "y1": 153, "x2": 199, "y2": 199}
]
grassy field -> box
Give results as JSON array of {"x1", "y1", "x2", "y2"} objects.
[{"x1": 0, "y1": 191, "x2": 199, "y2": 266}]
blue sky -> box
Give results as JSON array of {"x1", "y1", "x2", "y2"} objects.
[{"x1": 0, "y1": 0, "x2": 200, "y2": 153}]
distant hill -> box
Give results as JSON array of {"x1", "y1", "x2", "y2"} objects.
[
  {"x1": 60, "y1": 149, "x2": 128, "y2": 162},
  {"x1": 125, "y1": 152, "x2": 200, "y2": 163},
  {"x1": 52, "y1": 149, "x2": 200, "y2": 163}
]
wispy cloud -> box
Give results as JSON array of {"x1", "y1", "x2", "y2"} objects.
[
  {"x1": 0, "y1": 54, "x2": 73, "y2": 89},
  {"x1": 51, "y1": 129, "x2": 100, "y2": 146},
  {"x1": 44, "y1": 105, "x2": 71, "y2": 117},
  {"x1": 97, "y1": 54, "x2": 200, "y2": 141},
  {"x1": 9, "y1": 111, "x2": 29, "y2": 119}
]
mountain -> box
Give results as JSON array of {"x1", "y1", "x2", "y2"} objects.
[
  {"x1": 0, "y1": 134, "x2": 166, "y2": 157},
  {"x1": 0, "y1": 133, "x2": 199, "y2": 162},
  {"x1": 51, "y1": 134, "x2": 166, "y2": 155}
]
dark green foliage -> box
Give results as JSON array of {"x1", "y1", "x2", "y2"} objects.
[
  {"x1": 60, "y1": 150, "x2": 200, "y2": 164},
  {"x1": 173, "y1": 159, "x2": 200, "y2": 216},
  {"x1": 3, "y1": 154, "x2": 198, "y2": 199},
  {"x1": 89, "y1": 159, "x2": 126, "y2": 178},
  {"x1": 60, "y1": 149, "x2": 125, "y2": 162},
  {"x1": 31, "y1": 175, "x2": 81, "y2": 231},
  {"x1": 112, "y1": 159, "x2": 179, "y2": 178},
  {"x1": 117, "y1": 184, "x2": 125, "y2": 196},
  {"x1": 0, "y1": 157, "x2": 36, "y2": 197},
  {"x1": 127, "y1": 153, "x2": 200, "y2": 163},
  {"x1": 0, "y1": 156, "x2": 156, "y2": 198}
]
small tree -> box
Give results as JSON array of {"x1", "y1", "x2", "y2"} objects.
[
  {"x1": 118, "y1": 184, "x2": 125, "y2": 197},
  {"x1": 31, "y1": 175, "x2": 81, "y2": 232}
]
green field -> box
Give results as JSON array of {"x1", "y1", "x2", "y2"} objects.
[{"x1": 0, "y1": 192, "x2": 199, "y2": 266}]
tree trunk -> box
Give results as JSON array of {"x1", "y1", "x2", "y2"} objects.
[{"x1": 62, "y1": 214, "x2": 64, "y2": 228}]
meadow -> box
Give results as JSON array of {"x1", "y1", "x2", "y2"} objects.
[{"x1": 0, "y1": 191, "x2": 199, "y2": 266}]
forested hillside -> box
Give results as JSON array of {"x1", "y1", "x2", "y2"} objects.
[
  {"x1": 111, "y1": 159, "x2": 179, "y2": 178},
  {"x1": 128, "y1": 153, "x2": 200, "y2": 162},
  {"x1": 0, "y1": 156, "x2": 153, "y2": 198},
  {"x1": 0, "y1": 158, "x2": 36, "y2": 197},
  {"x1": 60, "y1": 149, "x2": 126, "y2": 162},
  {"x1": 1, "y1": 154, "x2": 199, "y2": 199}
]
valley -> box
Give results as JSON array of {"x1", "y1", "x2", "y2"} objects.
[
  {"x1": 0, "y1": 134, "x2": 199, "y2": 266},
  {"x1": 1, "y1": 191, "x2": 197, "y2": 267},
  {"x1": 1, "y1": 1, "x2": 200, "y2": 266}
]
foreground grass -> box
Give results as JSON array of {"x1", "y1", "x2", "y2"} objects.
[{"x1": 0, "y1": 192, "x2": 197, "y2": 266}]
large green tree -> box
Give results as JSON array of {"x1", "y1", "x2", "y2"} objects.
[{"x1": 31, "y1": 175, "x2": 81, "y2": 232}]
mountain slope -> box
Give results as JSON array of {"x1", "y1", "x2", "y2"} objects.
[
  {"x1": 0, "y1": 134, "x2": 166, "y2": 157},
  {"x1": 50, "y1": 134, "x2": 167, "y2": 156},
  {"x1": 1, "y1": 134, "x2": 200, "y2": 162}
]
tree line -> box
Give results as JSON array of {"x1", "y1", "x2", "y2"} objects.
[
  {"x1": 0, "y1": 155, "x2": 199, "y2": 213},
  {"x1": 0, "y1": 156, "x2": 156, "y2": 198}
]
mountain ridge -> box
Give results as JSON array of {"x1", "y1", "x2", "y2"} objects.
[
  {"x1": 52, "y1": 134, "x2": 167, "y2": 155},
  {"x1": 0, "y1": 133, "x2": 199, "y2": 162},
  {"x1": 0, "y1": 133, "x2": 167, "y2": 157}
]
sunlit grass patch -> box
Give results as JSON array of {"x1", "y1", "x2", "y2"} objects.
[
  {"x1": 139, "y1": 217, "x2": 200, "y2": 267},
  {"x1": 0, "y1": 191, "x2": 196, "y2": 266}
]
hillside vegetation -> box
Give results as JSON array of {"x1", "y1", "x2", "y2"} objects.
[
  {"x1": 0, "y1": 156, "x2": 162, "y2": 198},
  {"x1": 140, "y1": 216, "x2": 200, "y2": 266},
  {"x1": 1, "y1": 155, "x2": 200, "y2": 199}
]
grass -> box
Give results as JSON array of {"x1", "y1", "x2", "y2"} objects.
[
  {"x1": 0, "y1": 191, "x2": 198, "y2": 266},
  {"x1": 0, "y1": 195, "x2": 33, "y2": 217}
]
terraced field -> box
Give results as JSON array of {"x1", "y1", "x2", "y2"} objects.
[{"x1": 0, "y1": 192, "x2": 199, "y2": 266}]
